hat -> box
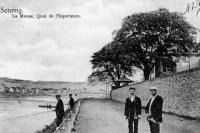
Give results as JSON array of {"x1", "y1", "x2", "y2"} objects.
[
  {"x1": 149, "y1": 86, "x2": 157, "y2": 90},
  {"x1": 56, "y1": 94, "x2": 61, "y2": 98},
  {"x1": 129, "y1": 87, "x2": 136, "y2": 91}
]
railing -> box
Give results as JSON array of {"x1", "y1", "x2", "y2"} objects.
[{"x1": 54, "y1": 99, "x2": 81, "y2": 133}]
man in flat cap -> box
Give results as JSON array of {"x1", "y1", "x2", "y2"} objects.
[
  {"x1": 124, "y1": 87, "x2": 142, "y2": 133},
  {"x1": 55, "y1": 94, "x2": 64, "y2": 127},
  {"x1": 145, "y1": 86, "x2": 163, "y2": 133}
]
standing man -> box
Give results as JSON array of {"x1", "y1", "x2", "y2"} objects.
[
  {"x1": 145, "y1": 86, "x2": 163, "y2": 133},
  {"x1": 69, "y1": 94, "x2": 75, "y2": 110},
  {"x1": 55, "y1": 94, "x2": 64, "y2": 127},
  {"x1": 124, "y1": 87, "x2": 142, "y2": 133}
]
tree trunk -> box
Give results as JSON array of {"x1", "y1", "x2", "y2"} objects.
[
  {"x1": 144, "y1": 69, "x2": 151, "y2": 80},
  {"x1": 114, "y1": 81, "x2": 120, "y2": 88}
]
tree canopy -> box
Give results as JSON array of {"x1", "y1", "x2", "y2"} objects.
[
  {"x1": 114, "y1": 8, "x2": 199, "y2": 80},
  {"x1": 88, "y1": 42, "x2": 134, "y2": 87},
  {"x1": 89, "y1": 8, "x2": 200, "y2": 85}
]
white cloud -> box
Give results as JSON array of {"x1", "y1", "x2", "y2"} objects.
[{"x1": 0, "y1": 38, "x2": 93, "y2": 81}]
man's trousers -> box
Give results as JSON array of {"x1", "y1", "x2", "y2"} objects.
[
  {"x1": 149, "y1": 120, "x2": 160, "y2": 133},
  {"x1": 56, "y1": 116, "x2": 63, "y2": 127},
  {"x1": 128, "y1": 119, "x2": 138, "y2": 133}
]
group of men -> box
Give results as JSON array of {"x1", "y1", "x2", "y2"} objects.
[
  {"x1": 124, "y1": 86, "x2": 163, "y2": 133},
  {"x1": 54, "y1": 86, "x2": 163, "y2": 133},
  {"x1": 55, "y1": 94, "x2": 75, "y2": 127}
]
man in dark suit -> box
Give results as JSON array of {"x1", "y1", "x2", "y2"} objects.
[
  {"x1": 55, "y1": 94, "x2": 65, "y2": 127},
  {"x1": 145, "y1": 86, "x2": 163, "y2": 133},
  {"x1": 69, "y1": 94, "x2": 75, "y2": 110},
  {"x1": 125, "y1": 87, "x2": 142, "y2": 133}
]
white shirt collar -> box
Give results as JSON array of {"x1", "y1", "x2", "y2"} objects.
[
  {"x1": 152, "y1": 94, "x2": 158, "y2": 99},
  {"x1": 130, "y1": 95, "x2": 135, "y2": 102}
]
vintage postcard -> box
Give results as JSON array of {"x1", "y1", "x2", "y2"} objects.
[{"x1": 0, "y1": 0, "x2": 200, "y2": 133}]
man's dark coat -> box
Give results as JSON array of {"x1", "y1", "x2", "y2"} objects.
[
  {"x1": 69, "y1": 97, "x2": 75, "y2": 109},
  {"x1": 124, "y1": 96, "x2": 142, "y2": 119},
  {"x1": 56, "y1": 99, "x2": 64, "y2": 118},
  {"x1": 145, "y1": 95, "x2": 163, "y2": 122}
]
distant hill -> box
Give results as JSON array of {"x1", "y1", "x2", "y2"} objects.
[{"x1": 0, "y1": 77, "x2": 106, "y2": 93}]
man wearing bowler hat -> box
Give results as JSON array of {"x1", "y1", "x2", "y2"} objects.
[
  {"x1": 145, "y1": 86, "x2": 163, "y2": 133},
  {"x1": 124, "y1": 87, "x2": 142, "y2": 133}
]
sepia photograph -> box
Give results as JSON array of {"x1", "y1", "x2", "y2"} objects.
[{"x1": 0, "y1": 0, "x2": 200, "y2": 133}]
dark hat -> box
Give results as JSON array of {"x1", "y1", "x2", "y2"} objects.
[
  {"x1": 129, "y1": 87, "x2": 136, "y2": 90},
  {"x1": 56, "y1": 94, "x2": 60, "y2": 98}
]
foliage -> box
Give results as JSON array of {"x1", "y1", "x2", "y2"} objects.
[
  {"x1": 114, "y1": 8, "x2": 199, "y2": 80},
  {"x1": 88, "y1": 42, "x2": 134, "y2": 87}
]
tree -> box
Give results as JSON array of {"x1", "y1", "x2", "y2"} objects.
[
  {"x1": 114, "y1": 8, "x2": 199, "y2": 80},
  {"x1": 88, "y1": 42, "x2": 134, "y2": 87}
]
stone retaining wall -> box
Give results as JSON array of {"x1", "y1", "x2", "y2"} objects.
[{"x1": 111, "y1": 67, "x2": 200, "y2": 118}]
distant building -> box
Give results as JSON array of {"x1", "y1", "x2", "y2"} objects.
[
  {"x1": 110, "y1": 75, "x2": 134, "y2": 90},
  {"x1": 42, "y1": 88, "x2": 54, "y2": 95},
  {"x1": 116, "y1": 75, "x2": 134, "y2": 87},
  {"x1": 30, "y1": 88, "x2": 40, "y2": 94},
  {"x1": 149, "y1": 56, "x2": 200, "y2": 79},
  {"x1": 9, "y1": 87, "x2": 14, "y2": 93},
  {"x1": 0, "y1": 86, "x2": 4, "y2": 92},
  {"x1": 22, "y1": 87, "x2": 26, "y2": 94},
  {"x1": 36, "y1": 88, "x2": 39, "y2": 94},
  {"x1": 62, "y1": 88, "x2": 68, "y2": 95},
  {"x1": 4, "y1": 87, "x2": 9, "y2": 93}
]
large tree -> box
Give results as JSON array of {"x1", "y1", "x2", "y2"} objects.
[
  {"x1": 114, "y1": 8, "x2": 199, "y2": 80},
  {"x1": 88, "y1": 42, "x2": 134, "y2": 87}
]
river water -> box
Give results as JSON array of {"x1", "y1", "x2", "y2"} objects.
[{"x1": 0, "y1": 95, "x2": 70, "y2": 133}]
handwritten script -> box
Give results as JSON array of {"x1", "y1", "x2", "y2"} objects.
[{"x1": 182, "y1": 0, "x2": 200, "y2": 16}]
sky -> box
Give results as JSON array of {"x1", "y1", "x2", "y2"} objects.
[{"x1": 0, "y1": 0, "x2": 199, "y2": 82}]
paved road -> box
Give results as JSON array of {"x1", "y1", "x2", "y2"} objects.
[{"x1": 74, "y1": 99, "x2": 200, "y2": 133}]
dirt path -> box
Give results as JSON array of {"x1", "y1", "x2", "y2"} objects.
[{"x1": 74, "y1": 99, "x2": 200, "y2": 133}]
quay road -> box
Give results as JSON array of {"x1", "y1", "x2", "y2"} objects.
[{"x1": 73, "y1": 99, "x2": 200, "y2": 133}]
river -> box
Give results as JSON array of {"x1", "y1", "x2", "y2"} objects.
[{"x1": 0, "y1": 95, "x2": 70, "y2": 133}]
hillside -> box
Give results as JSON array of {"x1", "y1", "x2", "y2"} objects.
[{"x1": 0, "y1": 77, "x2": 106, "y2": 93}]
